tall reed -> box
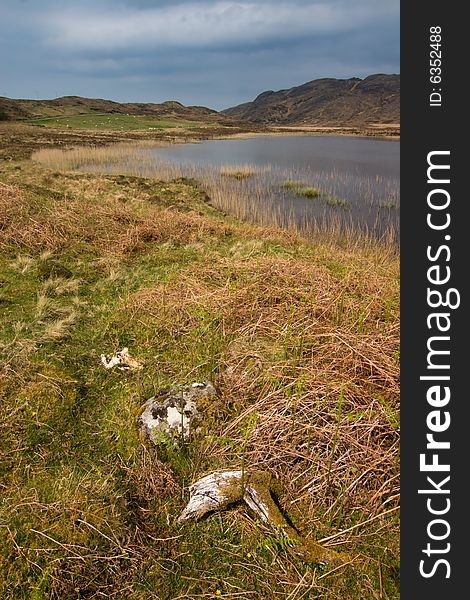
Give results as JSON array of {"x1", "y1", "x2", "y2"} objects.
[{"x1": 33, "y1": 143, "x2": 400, "y2": 246}]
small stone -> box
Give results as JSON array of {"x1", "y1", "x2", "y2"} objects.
[{"x1": 100, "y1": 347, "x2": 143, "y2": 371}]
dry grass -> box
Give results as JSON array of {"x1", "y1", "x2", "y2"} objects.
[
  {"x1": 0, "y1": 182, "x2": 25, "y2": 235},
  {"x1": 0, "y1": 174, "x2": 229, "y2": 255},
  {"x1": 124, "y1": 252, "x2": 399, "y2": 528},
  {"x1": 10, "y1": 254, "x2": 36, "y2": 274},
  {"x1": 42, "y1": 277, "x2": 81, "y2": 296},
  {"x1": 123, "y1": 444, "x2": 181, "y2": 502},
  {"x1": 220, "y1": 164, "x2": 271, "y2": 179},
  {"x1": 1, "y1": 124, "x2": 399, "y2": 598},
  {"x1": 40, "y1": 309, "x2": 77, "y2": 341},
  {"x1": 32, "y1": 141, "x2": 169, "y2": 171}
]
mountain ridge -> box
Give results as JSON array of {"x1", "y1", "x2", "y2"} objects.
[
  {"x1": 0, "y1": 95, "x2": 226, "y2": 123},
  {"x1": 1, "y1": 75, "x2": 400, "y2": 130},
  {"x1": 222, "y1": 74, "x2": 400, "y2": 126}
]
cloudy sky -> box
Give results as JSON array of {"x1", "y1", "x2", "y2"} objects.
[{"x1": 0, "y1": 0, "x2": 399, "y2": 110}]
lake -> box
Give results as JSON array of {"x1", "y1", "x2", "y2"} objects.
[
  {"x1": 77, "y1": 134, "x2": 399, "y2": 241},
  {"x1": 147, "y1": 135, "x2": 400, "y2": 240},
  {"x1": 151, "y1": 135, "x2": 399, "y2": 180}
]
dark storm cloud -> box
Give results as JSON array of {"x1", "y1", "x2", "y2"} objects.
[{"x1": 1, "y1": 1, "x2": 399, "y2": 109}]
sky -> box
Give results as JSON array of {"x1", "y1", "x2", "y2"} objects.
[{"x1": 0, "y1": 0, "x2": 399, "y2": 110}]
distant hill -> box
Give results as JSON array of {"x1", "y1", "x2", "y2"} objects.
[
  {"x1": 0, "y1": 77, "x2": 400, "y2": 130},
  {"x1": 0, "y1": 95, "x2": 227, "y2": 123},
  {"x1": 222, "y1": 74, "x2": 400, "y2": 126}
]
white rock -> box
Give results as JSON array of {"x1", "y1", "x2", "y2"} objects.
[
  {"x1": 100, "y1": 347, "x2": 143, "y2": 371},
  {"x1": 178, "y1": 470, "x2": 271, "y2": 524},
  {"x1": 138, "y1": 381, "x2": 216, "y2": 444}
]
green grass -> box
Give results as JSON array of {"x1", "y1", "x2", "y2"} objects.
[
  {"x1": 281, "y1": 180, "x2": 322, "y2": 198},
  {"x1": 29, "y1": 113, "x2": 203, "y2": 131},
  {"x1": 281, "y1": 180, "x2": 349, "y2": 205},
  {"x1": 324, "y1": 194, "x2": 349, "y2": 207},
  {"x1": 301, "y1": 186, "x2": 322, "y2": 198},
  {"x1": 378, "y1": 200, "x2": 400, "y2": 210},
  {"x1": 0, "y1": 129, "x2": 400, "y2": 599},
  {"x1": 281, "y1": 179, "x2": 305, "y2": 191}
]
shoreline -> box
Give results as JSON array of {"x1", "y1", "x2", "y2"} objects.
[
  {"x1": 0, "y1": 119, "x2": 399, "y2": 160},
  {"x1": 228, "y1": 123, "x2": 399, "y2": 139},
  {"x1": 210, "y1": 127, "x2": 400, "y2": 143}
]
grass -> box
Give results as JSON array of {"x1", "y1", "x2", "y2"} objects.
[
  {"x1": 324, "y1": 194, "x2": 349, "y2": 207},
  {"x1": 300, "y1": 186, "x2": 322, "y2": 198},
  {"x1": 220, "y1": 164, "x2": 264, "y2": 179},
  {"x1": 377, "y1": 200, "x2": 400, "y2": 210},
  {"x1": 281, "y1": 180, "x2": 349, "y2": 205},
  {"x1": 281, "y1": 180, "x2": 322, "y2": 197},
  {"x1": 0, "y1": 123, "x2": 399, "y2": 599},
  {"x1": 281, "y1": 179, "x2": 306, "y2": 190},
  {"x1": 29, "y1": 113, "x2": 203, "y2": 131}
]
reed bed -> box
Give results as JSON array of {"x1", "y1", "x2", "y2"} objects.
[
  {"x1": 220, "y1": 164, "x2": 272, "y2": 179},
  {"x1": 33, "y1": 142, "x2": 400, "y2": 245}
]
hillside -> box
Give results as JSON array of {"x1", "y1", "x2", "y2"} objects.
[
  {"x1": 0, "y1": 95, "x2": 228, "y2": 123},
  {"x1": 0, "y1": 78, "x2": 400, "y2": 132},
  {"x1": 223, "y1": 74, "x2": 400, "y2": 126}
]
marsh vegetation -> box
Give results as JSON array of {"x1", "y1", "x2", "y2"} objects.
[
  {"x1": 1, "y1": 124, "x2": 400, "y2": 599},
  {"x1": 34, "y1": 135, "x2": 400, "y2": 245}
]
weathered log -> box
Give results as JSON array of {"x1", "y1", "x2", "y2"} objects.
[{"x1": 178, "y1": 469, "x2": 350, "y2": 565}]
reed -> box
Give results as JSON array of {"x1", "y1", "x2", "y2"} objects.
[
  {"x1": 220, "y1": 163, "x2": 271, "y2": 179},
  {"x1": 33, "y1": 142, "x2": 399, "y2": 246}
]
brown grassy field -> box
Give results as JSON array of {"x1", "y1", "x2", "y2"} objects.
[{"x1": 0, "y1": 122, "x2": 399, "y2": 599}]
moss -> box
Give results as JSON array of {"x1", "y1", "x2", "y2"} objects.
[
  {"x1": 246, "y1": 471, "x2": 349, "y2": 565},
  {"x1": 37, "y1": 260, "x2": 74, "y2": 280}
]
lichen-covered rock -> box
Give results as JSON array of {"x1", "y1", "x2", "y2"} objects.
[{"x1": 139, "y1": 381, "x2": 216, "y2": 444}]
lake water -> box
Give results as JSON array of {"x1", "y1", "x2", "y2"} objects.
[
  {"x1": 78, "y1": 134, "x2": 399, "y2": 240},
  {"x1": 152, "y1": 135, "x2": 399, "y2": 180},
  {"x1": 148, "y1": 135, "x2": 400, "y2": 240}
]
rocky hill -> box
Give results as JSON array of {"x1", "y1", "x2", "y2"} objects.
[
  {"x1": 222, "y1": 74, "x2": 400, "y2": 126},
  {"x1": 0, "y1": 95, "x2": 226, "y2": 122}
]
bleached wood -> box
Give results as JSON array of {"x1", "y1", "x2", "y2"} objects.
[{"x1": 178, "y1": 469, "x2": 351, "y2": 565}]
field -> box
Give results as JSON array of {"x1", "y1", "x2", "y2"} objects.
[
  {"x1": 0, "y1": 122, "x2": 399, "y2": 599},
  {"x1": 29, "y1": 113, "x2": 205, "y2": 131}
]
